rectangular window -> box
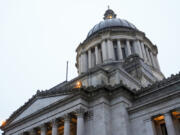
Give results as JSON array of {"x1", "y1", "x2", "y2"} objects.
[
  {"x1": 91, "y1": 48, "x2": 96, "y2": 67},
  {"x1": 121, "y1": 40, "x2": 127, "y2": 59},
  {"x1": 154, "y1": 115, "x2": 168, "y2": 135},
  {"x1": 113, "y1": 40, "x2": 118, "y2": 60},
  {"x1": 160, "y1": 123, "x2": 168, "y2": 135},
  {"x1": 130, "y1": 41, "x2": 135, "y2": 54},
  {"x1": 122, "y1": 47, "x2": 126, "y2": 59}
]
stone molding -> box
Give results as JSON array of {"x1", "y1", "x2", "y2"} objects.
[
  {"x1": 2, "y1": 72, "x2": 180, "y2": 131},
  {"x1": 51, "y1": 119, "x2": 58, "y2": 127},
  {"x1": 40, "y1": 123, "x2": 46, "y2": 131},
  {"x1": 76, "y1": 107, "x2": 86, "y2": 118},
  {"x1": 63, "y1": 114, "x2": 71, "y2": 122},
  {"x1": 85, "y1": 110, "x2": 93, "y2": 121}
]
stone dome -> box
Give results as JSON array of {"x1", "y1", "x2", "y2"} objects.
[{"x1": 87, "y1": 9, "x2": 138, "y2": 38}]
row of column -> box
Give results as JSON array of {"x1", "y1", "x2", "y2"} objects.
[
  {"x1": 145, "y1": 111, "x2": 179, "y2": 135},
  {"x1": 20, "y1": 108, "x2": 85, "y2": 135},
  {"x1": 78, "y1": 39, "x2": 160, "y2": 74}
]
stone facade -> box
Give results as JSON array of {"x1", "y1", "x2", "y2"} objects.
[{"x1": 1, "y1": 9, "x2": 180, "y2": 135}]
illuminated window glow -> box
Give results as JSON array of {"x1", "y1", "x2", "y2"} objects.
[
  {"x1": 107, "y1": 15, "x2": 112, "y2": 19},
  {"x1": 154, "y1": 115, "x2": 164, "y2": 121},
  {"x1": 75, "y1": 81, "x2": 82, "y2": 88},
  {"x1": 172, "y1": 111, "x2": 180, "y2": 118},
  {"x1": 1, "y1": 120, "x2": 6, "y2": 127}
]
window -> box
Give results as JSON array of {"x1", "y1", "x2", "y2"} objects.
[
  {"x1": 130, "y1": 41, "x2": 135, "y2": 54},
  {"x1": 154, "y1": 115, "x2": 168, "y2": 135},
  {"x1": 160, "y1": 123, "x2": 168, "y2": 135},
  {"x1": 122, "y1": 47, "x2": 126, "y2": 59},
  {"x1": 91, "y1": 48, "x2": 96, "y2": 67},
  {"x1": 121, "y1": 40, "x2": 127, "y2": 59},
  {"x1": 113, "y1": 40, "x2": 118, "y2": 60}
]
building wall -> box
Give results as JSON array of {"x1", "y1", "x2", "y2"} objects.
[{"x1": 129, "y1": 96, "x2": 180, "y2": 135}]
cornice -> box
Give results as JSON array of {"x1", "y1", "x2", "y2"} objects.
[
  {"x1": 2, "y1": 71, "x2": 180, "y2": 131},
  {"x1": 81, "y1": 27, "x2": 143, "y2": 46},
  {"x1": 1, "y1": 83, "x2": 135, "y2": 131},
  {"x1": 128, "y1": 72, "x2": 180, "y2": 113},
  {"x1": 136, "y1": 72, "x2": 180, "y2": 96}
]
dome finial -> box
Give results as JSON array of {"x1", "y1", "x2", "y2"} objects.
[{"x1": 103, "y1": 7, "x2": 116, "y2": 20}]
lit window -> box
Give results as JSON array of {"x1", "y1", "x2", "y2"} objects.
[
  {"x1": 153, "y1": 115, "x2": 168, "y2": 135},
  {"x1": 107, "y1": 15, "x2": 112, "y2": 19},
  {"x1": 75, "y1": 81, "x2": 82, "y2": 88}
]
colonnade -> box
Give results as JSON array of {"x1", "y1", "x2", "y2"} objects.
[
  {"x1": 19, "y1": 108, "x2": 86, "y2": 135},
  {"x1": 78, "y1": 38, "x2": 160, "y2": 74},
  {"x1": 145, "y1": 110, "x2": 180, "y2": 135}
]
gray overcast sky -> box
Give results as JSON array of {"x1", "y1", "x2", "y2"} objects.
[{"x1": 0, "y1": 0, "x2": 180, "y2": 131}]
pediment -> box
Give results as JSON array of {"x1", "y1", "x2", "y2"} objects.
[{"x1": 11, "y1": 95, "x2": 67, "y2": 123}]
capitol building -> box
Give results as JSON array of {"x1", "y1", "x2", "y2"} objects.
[{"x1": 1, "y1": 8, "x2": 180, "y2": 135}]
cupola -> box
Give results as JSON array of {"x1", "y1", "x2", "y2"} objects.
[
  {"x1": 75, "y1": 8, "x2": 164, "y2": 89},
  {"x1": 103, "y1": 8, "x2": 117, "y2": 20}
]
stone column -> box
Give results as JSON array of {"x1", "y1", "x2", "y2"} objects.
[
  {"x1": 95, "y1": 46, "x2": 100, "y2": 64},
  {"x1": 40, "y1": 124, "x2": 46, "y2": 135},
  {"x1": 144, "y1": 118, "x2": 156, "y2": 135},
  {"x1": 76, "y1": 108, "x2": 85, "y2": 135},
  {"x1": 101, "y1": 40, "x2": 108, "y2": 62},
  {"x1": 52, "y1": 119, "x2": 58, "y2": 135},
  {"x1": 164, "y1": 112, "x2": 176, "y2": 135},
  {"x1": 107, "y1": 39, "x2": 115, "y2": 61},
  {"x1": 154, "y1": 55, "x2": 160, "y2": 70},
  {"x1": 126, "y1": 40, "x2": 132, "y2": 56},
  {"x1": 111, "y1": 102, "x2": 130, "y2": 135},
  {"x1": 81, "y1": 53, "x2": 88, "y2": 73},
  {"x1": 78, "y1": 55, "x2": 81, "y2": 74},
  {"x1": 80, "y1": 54, "x2": 84, "y2": 73},
  {"x1": 133, "y1": 40, "x2": 139, "y2": 55},
  {"x1": 84, "y1": 52, "x2": 88, "y2": 72},
  {"x1": 88, "y1": 49, "x2": 92, "y2": 69},
  {"x1": 117, "y1": 40, "x2": 123, "y2": 60},
  {"x1": 150, "y1": 52, "x2": 156, "y2": 68},
  {"x1": 145, "y1": 47, "x2": 152, "y2": 65},
  {"x1": 98, "y1": 47, "x2": 102, "y2": 64},
  {"x1": 136, "y1": 40, "x2": 143, "y2": 58},
  {"x1": 141, "y1": 42, "x2": 147, "y2": 63},
  {"x1": 64, "y1": 114, "x2": 71, "y2": 135}
]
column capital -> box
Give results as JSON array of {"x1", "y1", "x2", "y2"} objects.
[
  {"x1": 144, "y1": 117, "x2": 153, "y2": 123},
  {"x1": 29, "y1": 128, "x2": 36, "y2": 135},
  {"x1": 64, "y1": 114, "x2": 71, "y2": 135},
  {"x1": 164, "y1": 111, "x2": 176, "y2": 135},
  {"x1": 63, "y1": 114, "x2": 71, "y2": 122},
  {"x1": 101, "y1": 39, "x2": 106, "y2": 42},
  {"x1": 144, "y1": 117, "x2": 156, "y2": 135},
  {"x1": 76, "y1": 107, "x2": 86, "y2": 117},
  {"x1": 81, "y1": 52, "x2": 86, "y2": 55},
  {"x1": 40, "y1": 123, "x2": 46, "y2": 135},
  {"x1": 106, "y1": 38, "x2": 112, "y2": 41},
  {"x1": 51, "y1": 118, "x2": 58, "y2": 127},
  {"x1": 40, "y1": 123, "x2": 46, "y2": 128},
  {"x1": 164, "y1": 111, "x2": 172, "y2": 116}
]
